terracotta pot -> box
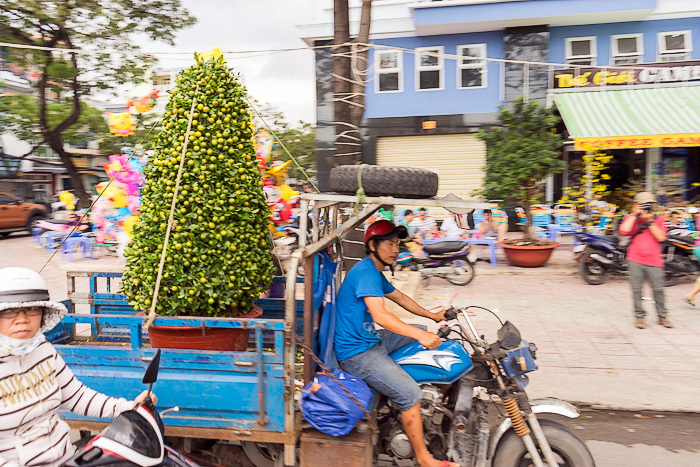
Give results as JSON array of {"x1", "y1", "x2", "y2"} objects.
[
  {"x1": 499, "y1": 242, "x2": 560, "y2": 268},
  {"x1": 148, "y1": 305, "x2": 263, "y2": 351}
]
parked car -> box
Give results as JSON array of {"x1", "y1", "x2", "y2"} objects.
[{"x1": 0, "y1": 191, "x2": 48, "y2": 237}]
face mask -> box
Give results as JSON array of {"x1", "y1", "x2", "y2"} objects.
[{"x1": 0, "y1": 332, "x2": 45, "y2": 357}]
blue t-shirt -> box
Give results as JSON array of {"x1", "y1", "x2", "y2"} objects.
[{"x1": 334, "y1": 257, "x2": 395, "y2": 361}]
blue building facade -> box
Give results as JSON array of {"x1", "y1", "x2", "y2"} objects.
[{"x1": 302, "y1": 0, "x2": 700, "y2": 198}]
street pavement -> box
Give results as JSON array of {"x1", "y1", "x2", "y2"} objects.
[{"x1": 2, "y1": 232, "x2": 700, "y2": 414}]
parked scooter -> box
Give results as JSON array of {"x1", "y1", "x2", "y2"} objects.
[
  {"x1": 376, "y1": 306, "x2": 594, "y2": 466},
  {"x1": 64, "y1": 349, "x2": 200, "y2": 466},
  {"x1": 663, "y1": 230, "x2": 700, "y2": 286},
  {"x1": 397, "y1": 240, "x2": 476, "y2": 286}
]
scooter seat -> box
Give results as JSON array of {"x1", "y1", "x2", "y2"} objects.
[
  {"x1": 668, "y1": 234, "x2": 695, "y2": 247},
  {"x1": 423, "y1": 241, "x2": 466, "y2": 255}
]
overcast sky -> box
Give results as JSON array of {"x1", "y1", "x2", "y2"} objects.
[{"x1": 140, "y1": 0, "x2": 318, "y2": 125}]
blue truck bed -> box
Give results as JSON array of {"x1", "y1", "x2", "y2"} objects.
[{"x1": 48, "y1": 272, "x2": 303, "y2": 443}]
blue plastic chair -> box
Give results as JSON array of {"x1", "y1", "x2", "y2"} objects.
[{"x1": 548, "y1": 204, "x2": 580, "y2": 245}]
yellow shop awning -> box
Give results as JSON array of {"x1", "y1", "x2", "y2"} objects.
[{"x1": 553, "y1": 87, "x2": 700, "y2": 151}]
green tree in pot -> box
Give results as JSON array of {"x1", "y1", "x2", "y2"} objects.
[
  {"x1": 476, "y1": 97, "x2": 565, "y2": 267},
  {"x1": 121, "y1": 54, "x2": 274, "y2": 349}
]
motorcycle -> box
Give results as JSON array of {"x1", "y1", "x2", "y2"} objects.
[
  {"x1": 397, "y1": 240, "x2": 476, "y2": 286},
  {"x1": 64, "y1": 349, "x2": 200, "y2": 467},
  {"x1": 662, "y1": 230, "x2": 700, "y2": 286},
  {"x1": 242, "y1": 307, "x2": 594, "y2": 467},
  {"x1": 573, "y1": 232, "x2": 628, "y2": 285},
  {"x1": 376, "y1": 306, "x2": 594, "y2": 466},
  {"x1": 574, "y1": 231, "x2": 698, "y2": 286}
]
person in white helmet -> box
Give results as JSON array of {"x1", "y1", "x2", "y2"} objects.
[{"x1": 0, "y1": 267, "x2": 155, "y2": 467}]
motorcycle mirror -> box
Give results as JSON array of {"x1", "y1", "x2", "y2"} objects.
[
  {"x1": 497, "y1": 321, "x2": 522, "y2": 350},
  {"x1": 142, "y1": 349, "x2": 161, "y2": 385}
]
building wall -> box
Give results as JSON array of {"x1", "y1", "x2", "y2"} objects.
[
  {"x1": 549, "y1": 18, "x2": 700, "y2": 65},
  {"x1": 366, "y1": 32, "x2": 504, "y2": 118}
]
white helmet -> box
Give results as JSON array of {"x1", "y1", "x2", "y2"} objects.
[{"x1": 0, "y1": 267, "x2": 66, "y2": 332}]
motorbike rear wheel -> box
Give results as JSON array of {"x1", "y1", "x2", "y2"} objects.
[
  {"x1": 492, "y1": 419, "x2": 595, "y2": 467},
  {"x1": 579, "y1": 251, "x2": 608, "y2": 285},
  {"x1": 446, "y1": 259, "x2": 475, "y2": 286}
]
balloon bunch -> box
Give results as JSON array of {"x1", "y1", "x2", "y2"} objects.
[
  {"x1": 92, "y1": 152, "x2": 151, "y2": 243},
  {"x1": 253, "y1": 129, "x2": 301, "y2": 226}
]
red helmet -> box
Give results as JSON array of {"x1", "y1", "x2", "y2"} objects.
[{"x1": 364, "y1": 220, "x2": 408, "y2": 246}]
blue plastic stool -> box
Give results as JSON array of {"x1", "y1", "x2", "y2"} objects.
[
  {"x1": 32, "y1": 228, "x2": 43, "y2": 246},
  {"x1": 463, "y1": 237, "x2": 497, "y2": 266},
  {"x1": 45, "y1": 232, "x2": 69, "y2": 251},
  {"x1": 62, "y1": 236, "x2": 94, "y2": 261}
]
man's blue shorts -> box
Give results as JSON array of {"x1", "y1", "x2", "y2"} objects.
[{"x1": 339, "y1": 325, "x2": 425, "y2": 412}]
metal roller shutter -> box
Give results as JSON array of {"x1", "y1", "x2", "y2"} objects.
[{"x1": 376, "y1": 133, "x2": 486, "y2": 200}]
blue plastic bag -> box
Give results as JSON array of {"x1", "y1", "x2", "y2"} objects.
[{"x1": 301, "y1": 369, "x2": 372, "y2": 437}]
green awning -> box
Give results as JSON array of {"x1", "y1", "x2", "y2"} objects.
[{"x1": 553, "y1": 87, "x2": 700, "y2": 150}]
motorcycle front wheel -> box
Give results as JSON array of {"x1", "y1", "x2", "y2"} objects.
[
  {"x1": 446, "y1": 259, "x2": 475, "y2": 286},
  {"x1": 579, "y1": 251, "x2": 608, "y2": 285},
  {"x1": 492, "y1": 419, "x2": 595, "y2": 467}
]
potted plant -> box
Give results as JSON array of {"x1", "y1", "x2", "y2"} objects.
[
  {"x1": 476, "y1": 97, "x2": 565, "y2": 267},
  {"x1": 121, "y1": 54, "x2": 274, "y2": 349}
]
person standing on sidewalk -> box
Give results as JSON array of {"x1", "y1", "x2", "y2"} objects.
[{"x1": 619, "y1": 192, "x2": 671, "y2": 329}]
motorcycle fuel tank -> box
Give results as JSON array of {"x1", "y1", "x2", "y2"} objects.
[{"x1": 391, "y1": 341, "x2": 474, "y2": 384}]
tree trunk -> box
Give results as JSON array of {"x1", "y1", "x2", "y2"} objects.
[
  {"x1": 349, "y1": 0, "x2": 372, "y2": 130},
  {"x1": 46, "y1": 135, "x2": 91, "y2": 208},
  {"x1": 37, "y1": 45, "x2": 91, "y2": 208},
  {"x1": 333, "y1": 0, "x2": 357, "y2": 166}
]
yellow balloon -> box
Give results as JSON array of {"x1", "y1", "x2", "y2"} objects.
[
  {"x1": 122, "y1": 215, "x2": 139, "y2": 239},
  {"x1": 112, "y1": 191, "x2": 127, "y2": 208},
  {"x1": 59, "y1": 191, "x2": 75, "y2": 209},
  {"x1": 279, "y1": 184, "x2": 299, "y2": 202}
]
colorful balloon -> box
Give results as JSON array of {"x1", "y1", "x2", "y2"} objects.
[
  {"x1": 127, "y1": 89, "x2": 160, "y2": 113},
  {"x1": 106, "y1": 111, "x2": 136, "y2": 137}
]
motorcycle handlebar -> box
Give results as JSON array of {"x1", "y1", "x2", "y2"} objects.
[
  {"x1": 444, "y1": 307, "x2": 459, "y2": 321},
  {"x1": 437, "y1": 325, "x2": 451, "y2": 339}
]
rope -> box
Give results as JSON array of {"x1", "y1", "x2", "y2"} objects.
[
  {"x1": 144, "y1": 85, "x2": 199, "y2": 329},
  {"x1": 295, "y1": 336, "x2": 371, "y2": 419},
  {"x1": 353, "y1": 164, "x2": 368, "y2": 213},
  {"x1": 0, "y1": 39, "x2": 675, "y2": 72}
]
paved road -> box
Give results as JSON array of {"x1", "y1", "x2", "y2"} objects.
[{"x1": 556, "y1": 410, "x2": 700, "y2": 467}]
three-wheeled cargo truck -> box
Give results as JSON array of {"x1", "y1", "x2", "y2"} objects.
[{"x1": 50, "y1": 193, "x2": 594, "y2": 467}]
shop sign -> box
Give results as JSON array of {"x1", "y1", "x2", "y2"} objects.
[
  {"x1": 574, "y1": 133, "x2": 700, "y2": 150},
  {"x1": 552, "y1": 61, "x2": 700, "y2": 89}
]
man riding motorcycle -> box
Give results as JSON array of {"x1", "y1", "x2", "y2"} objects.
[{"x1": 333, "y1": 220, "x2": 459, "y2": 467}]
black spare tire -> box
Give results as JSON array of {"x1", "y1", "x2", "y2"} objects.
[{"x1": 329, "y1": 165, "x2": 439, "y2": 199}]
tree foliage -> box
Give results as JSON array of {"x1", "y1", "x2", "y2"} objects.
[
  {"x1": 477, "y1": 97, "x2": 564, "y2": 241},
  {"x1": 121, "y1": 55, "x2": 273, "y2": 318},
  {"x1": 0, "y1": 0, "x2": 195, "y2": 207}
]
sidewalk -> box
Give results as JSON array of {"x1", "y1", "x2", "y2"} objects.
[{"x1": 3, "y1": 233, "x2": 699, "y2": 413}]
